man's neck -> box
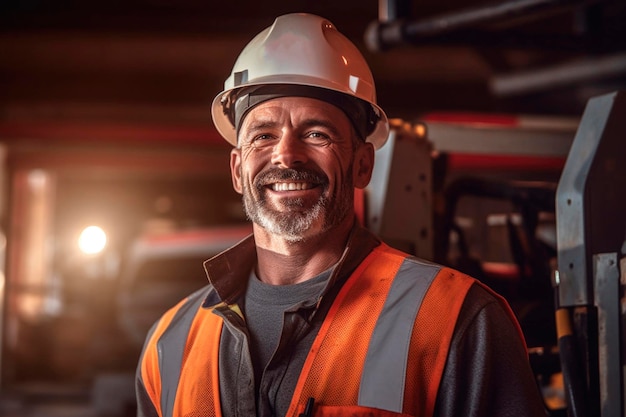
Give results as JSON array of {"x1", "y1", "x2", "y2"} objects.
[{"x1": 253, "y1": 218, "x2": 354, "y2": 285}]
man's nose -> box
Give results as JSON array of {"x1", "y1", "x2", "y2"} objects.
[{"x1": 270, "y1": 133, "x2": 308, "y2": 167}]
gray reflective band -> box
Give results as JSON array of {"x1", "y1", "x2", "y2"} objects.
[
  {"x1": 158, "y1": 295, "x2": 206, "y2": 417},
  {"x1": 358, "y1": 258, "x2": 440, "y2": 412}
]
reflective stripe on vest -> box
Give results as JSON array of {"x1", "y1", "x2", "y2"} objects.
[{"x1": 140, "y1": 242, "x2": 475, "y2": 417}]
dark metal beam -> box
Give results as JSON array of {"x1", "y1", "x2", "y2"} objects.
[
  {"x1": 491, "y1": 52, "x2": 626, "y2": 96},
  {"x1": 366, "y1": 0, "x2": 593, "y2": 52}
]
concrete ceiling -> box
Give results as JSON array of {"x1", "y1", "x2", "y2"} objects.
[{"x1": 1, "y1": 0, "x2": 625, "y2": 132}]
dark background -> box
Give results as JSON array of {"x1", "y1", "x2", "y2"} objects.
[{"x1": 2, "y1": 0, "x2": 625, "y2": 127}]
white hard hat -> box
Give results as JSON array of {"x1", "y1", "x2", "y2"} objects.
[{"x1": 211, "y1": 13, "x2": 390, "y2": 149}]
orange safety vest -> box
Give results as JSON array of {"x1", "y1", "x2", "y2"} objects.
[{"x1": 140, "y1": 243, "x2": 477, "y2": 417}]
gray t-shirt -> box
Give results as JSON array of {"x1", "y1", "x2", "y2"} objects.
[{"x1": 243, "y1": 268, "x2": 332, "y2": 389}]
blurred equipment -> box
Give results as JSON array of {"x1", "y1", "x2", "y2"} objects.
[
  {"x1": 365, "y1": 0, "x2": 626, "y2": 115},
  {"x1": 367, "y1": 0, "x2": 595, "y2": 52},
  {"x1": 366, "y1": 120, "x2": 433, "y2": 260},
  {"x1": 367, "y1": 109, "x2": 588, "y2": 415},
  {"x1": 555, "y1": 90, "x2": 626, "y2": 417},
  {"x1": 116, "y1": 224, "x2": 251, "y2": 347},
  {"x1": 440, "y1": 176, "x2": 558, "y2": 348}
]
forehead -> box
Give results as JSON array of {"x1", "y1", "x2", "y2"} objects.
[{"x1": 241, "y1": 96, "x2": 351, "y2": 127}]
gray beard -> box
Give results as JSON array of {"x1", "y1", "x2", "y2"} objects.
[
  {"x1": 242, "y1": 169, "x2": 354, "y2": 243},
  {"x1": 243, "y1": 193, "x2": 326, "y2": 242}
]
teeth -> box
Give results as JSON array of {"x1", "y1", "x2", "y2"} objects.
[{"x1": 272, "y1": 182, "x2": 311, "y2": 191}]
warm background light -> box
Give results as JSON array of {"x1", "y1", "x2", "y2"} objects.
[{"x1": 78, "y1": 225, "x2": 107, "y2": 254}]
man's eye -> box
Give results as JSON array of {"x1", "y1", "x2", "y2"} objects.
[
  {"x1": 247, "y1": 134, "x2": 276, "y2": 147},
  {"x1": 305, "y1": 132, "x2": 331, "y2": 145}
]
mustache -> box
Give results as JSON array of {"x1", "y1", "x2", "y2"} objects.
[{"x1": 254, "y1": 168, "x2": 327, "y2": 187}]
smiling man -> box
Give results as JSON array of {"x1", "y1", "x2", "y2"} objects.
[
  {"x1": 135, "y1": 13, "x2": 548, "y2": 417},
  {"x1": 235, "y1": 97, "x2": 363, "y2": 243}
]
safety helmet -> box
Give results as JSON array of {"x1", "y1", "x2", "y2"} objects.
[{"x1": 211, "y1": 13, "x2": 390, "y2": 149}]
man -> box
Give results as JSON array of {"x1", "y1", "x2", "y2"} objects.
[{"x1": 136, "y1": 13, "x2": 548, "y2": 417}]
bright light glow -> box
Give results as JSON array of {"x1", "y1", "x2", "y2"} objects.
[{"x1": 78, "y1": 226, "x2": 107, "y2": 254}]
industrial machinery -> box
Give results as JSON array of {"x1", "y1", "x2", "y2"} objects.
[
  {"x1": 368, "y1": 91, "x2": 626, "y2": 416},
  {"x1": 554, "y1": 90, "x2": 626, "y2": 417}
]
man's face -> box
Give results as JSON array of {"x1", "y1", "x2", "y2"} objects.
[{"x1": 230, "y1": 96, "x2": 374, "y2": 242}]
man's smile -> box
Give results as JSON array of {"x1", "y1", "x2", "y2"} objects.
[
  {"x1": 255, "y1": 168, "x2": 326, "y2": 195},
  {"x1": 270, "y1": 182, "x2": 315, "y2": 192}
]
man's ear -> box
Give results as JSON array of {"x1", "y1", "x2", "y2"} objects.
[
  {"x1": 353, "y1": 142, "x2": 375, "y2": 189},
  {"x1": 230, "y1": 148, "x2": 243, "y2": 195}
]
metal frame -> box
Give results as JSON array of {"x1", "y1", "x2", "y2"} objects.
[
  {"x1": 593, "y1": 253, "x2": 622, "y2": 417},
  {"x1": 366, "y1": 121, "x2": 433, "y2": 259},
  {"x1": 555, "y1": 90, "x2": 626, "y2": 416}
]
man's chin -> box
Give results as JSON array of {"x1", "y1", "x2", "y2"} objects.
[{"x1": 255, "y1": 213, "x2": 322, "y2": 240}]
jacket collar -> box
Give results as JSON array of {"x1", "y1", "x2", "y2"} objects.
[{"x1": 202, "y1": 222, "x2": 381, "y2": 307}]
